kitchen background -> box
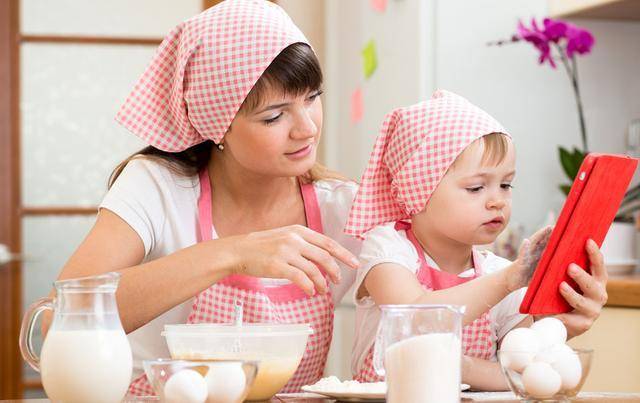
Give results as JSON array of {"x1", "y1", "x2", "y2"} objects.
[{"x1": 0, "y1": 0, "x2": 639, "y2": 399}]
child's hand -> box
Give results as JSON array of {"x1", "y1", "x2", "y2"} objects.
[
  {"x1": 508, "y1": 226, "x2": 553, "y2": 291},
  {"x1": 554, "y1": 239, "x2": 608, "y2": 339}
]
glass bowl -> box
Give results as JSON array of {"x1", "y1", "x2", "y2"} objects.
[
  {"x1": 143, "y1": 359, "x2": 258, "y2": 403},
  {"x1": 497, "y1": 348, "x2": 593, "y2": 402},
  {"x1": 162, "y1": 323, "x2": 312, "y2": 401}
]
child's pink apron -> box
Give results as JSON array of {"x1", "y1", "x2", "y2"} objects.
[
  {"x1": 355, "y1": 221, "x2": 493, "y2": 382},
  {"x1": 127, "y1": 171, "x2": 334, "y2": 396}
]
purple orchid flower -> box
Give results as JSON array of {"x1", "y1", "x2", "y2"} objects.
[
  {"x1": 488, "y1": 16, "x2": 596, "y2": 174},
  {"x1": 517, "y1": 18, "x2": 555, "y2": 68},
  {"x1": 566, "y1": 25, "x2": 595, "y2": 58},
  {"x1": 542, "y1": 18, "x2": 568, "y2": 43}
]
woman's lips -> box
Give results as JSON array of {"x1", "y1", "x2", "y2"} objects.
[{"x1": 285, "y1": 144, "x2": 313, "y2": 159}]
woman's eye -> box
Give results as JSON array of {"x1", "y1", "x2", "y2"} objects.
[
  {"x1": 466, "y1": 186, "x2": 483, "y2": 193},
  {"x1": 307, "y1": 90, "x2": 324, "y2": 102},
  {"x1": 263, "y1": 113, "x2": 283, "y2": 125}
]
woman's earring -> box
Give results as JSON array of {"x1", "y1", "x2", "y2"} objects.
[{"x1": 217, "y1": 143, "x2": 225, "y2": 151}]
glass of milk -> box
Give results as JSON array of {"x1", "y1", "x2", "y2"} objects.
[
  {"x1": 373, "y1": 304, "x2": 464, "y2": 403},
  {"x1": 19, "y1": 272, "x2": 132, "y2": 403}
]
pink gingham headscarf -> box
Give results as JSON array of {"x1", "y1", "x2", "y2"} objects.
[
  {"x1": 344, "y1": 90, "x2": 511, "y2": 238},
  {"x1": 116, "y1": 0, "x2": 310, "y2": 152}
]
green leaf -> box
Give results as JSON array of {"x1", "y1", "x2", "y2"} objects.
[
  {"x1": 559, "y1": 184, "x2": 572, "y2": 196},
  {"x1": 620, "y1": 183, "x2": 640, "y2": 207},
  {"x1": 558, "y1": 146, "x2": 579, "y2": 180},
  {"x1": 571, "y1": 147, "x2": 586, "y2": 170}
]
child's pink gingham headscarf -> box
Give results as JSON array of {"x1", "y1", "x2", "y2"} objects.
[
  {"x1": 116, "y1": 0, "x2": 310, "y2": 152},
  {"x1": 344, "y1": 90, "x2": 511, "y2": 238}
]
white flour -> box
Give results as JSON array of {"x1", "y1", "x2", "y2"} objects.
[
  {"x1": 306, "y1": 376, "x2": 386, "y2": 394},
  {"x1": 385, "y1": 333, "x2": 461, "y2": 403}
]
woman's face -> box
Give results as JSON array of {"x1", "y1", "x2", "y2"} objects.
[{"x1": 222, "y1": 86, "x2": 323, "y2": 178}]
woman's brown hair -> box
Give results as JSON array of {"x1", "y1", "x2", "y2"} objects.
[{"x1": 109, "y1": 43, "x2": 345, "y2": 188}]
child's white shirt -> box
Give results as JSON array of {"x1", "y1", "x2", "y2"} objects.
[
  {"x1": 351, "y1": 222, "x2": 528, "y2": 376},
  {"x1": 100, "y1": 158, "x2": 362, "y2": 382}
]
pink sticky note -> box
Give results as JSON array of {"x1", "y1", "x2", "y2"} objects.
[
  {"x1": 370, "y1": 0, "x2": 388, "y2": 13},
  {"x1": 351, "y1": 87, "x2": 364, "y2": 124}
]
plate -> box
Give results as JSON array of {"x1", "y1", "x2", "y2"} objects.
[
  {"x1": 301, "y1": 386, "x2": 385, "y2": 402},
  {"x1": 301, "y1": 384, "x2": 470, "y2": 402}
]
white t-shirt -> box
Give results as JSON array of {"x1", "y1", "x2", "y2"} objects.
[
  {"x1": 351, "y1": 222, "x2": 528, "y2": 376},
  {"x1": 100, "y1": 158, "x2": 362, "y2": 380}
]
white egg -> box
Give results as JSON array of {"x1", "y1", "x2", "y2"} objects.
[
  {"x1": 500, "y1": 327, "x2": 541, "y2": 372},
  {"x1": 550, "y1": 347, "x2": 582, "y2": 391},
  {"x1": 163, "y1": 369, "x2": 208, "y2": 403},
  {"x1": 522, "y1": 361, "x2": 562, "y2": 399},
  {"x1": 533, "y1": 343, "x2": 582, "y2": 390},
  {"x1": 531, "y1": 318, "x2": 567, "y2": 349},
  {"x1": 204, "y1": 362, "x2": 247, "y2": 403},
  {"x1": 534, "y1": 343, "x2": 573, "y2": 365}
]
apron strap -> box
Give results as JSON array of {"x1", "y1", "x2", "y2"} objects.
[
  {"x1": 300, "y1": 181, "x2": 324, "y2": 234},
  {"x1": 198, "y1": 169, "x2": 213, "y2": 242},
  {"x1": 395, "y1": 221, "x2": 482, "y2": 289}
]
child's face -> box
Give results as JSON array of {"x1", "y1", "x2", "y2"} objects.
[{"x1": 414, "y1": 137, "x2": 515, "y2": 246}]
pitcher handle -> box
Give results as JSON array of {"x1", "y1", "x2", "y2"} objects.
[
  {"x1": 19, "y1": 297, "x2": 54, "y2": 372},
  {"x1": 372, "y1": 322, "x2": 387, "y2": 378}
]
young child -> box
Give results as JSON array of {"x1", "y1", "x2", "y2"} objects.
[{"x1": 344, "y1": 90, "x2": 551, "y2": 390}]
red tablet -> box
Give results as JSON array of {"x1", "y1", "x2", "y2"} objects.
[{"x1": 520, "y1": 153, "x2": 638, "y2": 314}]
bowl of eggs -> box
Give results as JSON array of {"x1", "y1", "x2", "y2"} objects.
[
  {"x1": 162, "y1": 323, "x2": 312, "y2": 401},
  {"x1": 497, "y1": 318, "x2": 593, "y2": 401},
  {"x1": 143, "y1": 359, "x2": 258, "y2": 403}
]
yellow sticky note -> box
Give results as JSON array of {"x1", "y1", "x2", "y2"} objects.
[{"x1": 362, "y1": 40, "x2": 378, "y2": 79}]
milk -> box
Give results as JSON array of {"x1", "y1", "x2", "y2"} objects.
[
  {"x1": 40, "y1": 329, "x2": 132, "y2": 403},
  {"x1": 384, "y1": 333, "x2": 461, "y2": 403}
]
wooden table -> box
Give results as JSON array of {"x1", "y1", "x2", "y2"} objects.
[{"x1": 4, "y1": 392, "x2": 640, "y2": 402}]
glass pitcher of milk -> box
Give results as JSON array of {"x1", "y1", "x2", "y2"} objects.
[
  {"x1": 20, "y1": 272, "x2": 132, "y2": 403},
  {"x1": 373, "y1": 304, "x2": 464, "y2": 403}
]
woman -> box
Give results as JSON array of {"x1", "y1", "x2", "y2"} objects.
[
  {"x1": 50, "y1": 0, "x2": 608, "y2": 396},
  {"x1": 55, "y1": 0, "x2": 359, "y2": 395}
]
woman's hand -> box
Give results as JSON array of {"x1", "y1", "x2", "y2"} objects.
[
  {"x1": 229, "y1": 225, "x2": 360, "y2": 296},
  {"x1": 554, "y1": 239, "x2": 608, "y2": 339},
  {"x1": 507, "y1": 226, "x2": 553, "y2": 292}
]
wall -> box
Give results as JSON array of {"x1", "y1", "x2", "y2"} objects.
[
  {"x1": 434, "y1": 0, "x2": 640, "y2": 233},
  {"x1": 323, "y1": 0, "x2": 432, "y2": 177}
]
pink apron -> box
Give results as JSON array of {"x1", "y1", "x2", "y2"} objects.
[
  {"x1": 355, "y1": 221, "x2": 493, "y2": 382},
  {"x1": 127, "y1": 170, "x2": 334, "y2": 396}
]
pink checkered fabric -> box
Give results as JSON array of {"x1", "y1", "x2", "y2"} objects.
[
  {"x1": 127, "y1": 375, "x2": 154, "y2": 398},
  {"x1": 344, "y1": 90, "x2": 510, "y2": 238},
  {"x1": 354, "y1": 312, "x2": 493, "y2": 382},
  {"x1": 116, "y1": 0, "x2": 310, "y2": 151}
]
